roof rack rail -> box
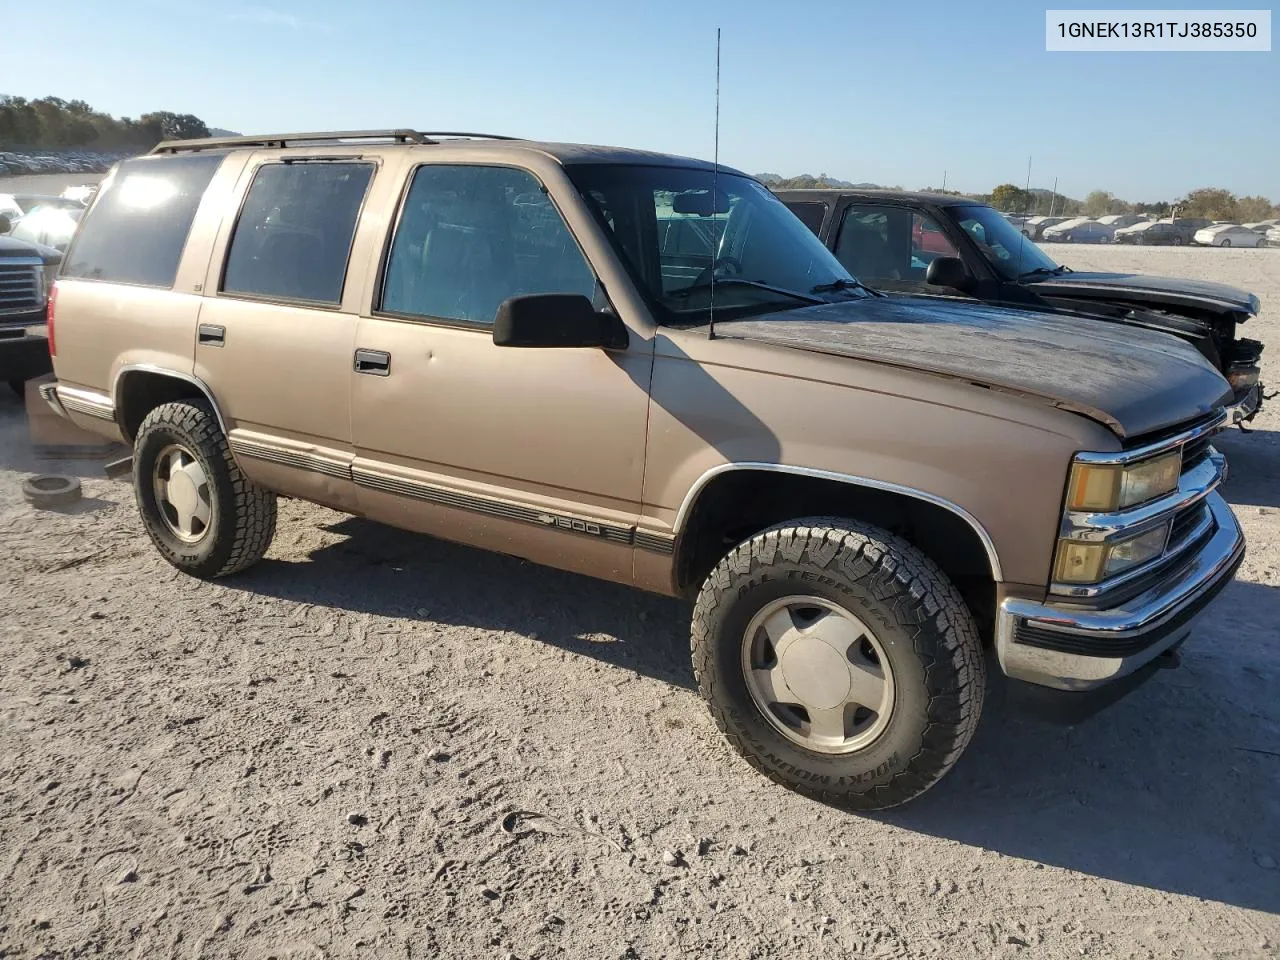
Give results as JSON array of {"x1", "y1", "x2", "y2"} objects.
[
  {"x1": 150, "y1": 129, "x2": 521, "y2": 154},
  {"x1": 415, "y1": 131, "x2": 522, "y2": 141},
  {"x1": 150, "y1": 129, "x2": 429, "y2": 154}
]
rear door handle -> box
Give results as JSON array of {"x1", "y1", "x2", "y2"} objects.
[
  {"x1": 198, "y1": 323, "x2": 225, "y2": 346},
  {"x1": 354, "y1": 348, "x2": 391, "y2": 376}
]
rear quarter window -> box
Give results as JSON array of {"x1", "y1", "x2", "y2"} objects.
[
  {"x1": 783, "y1": 201, "x2": 827, "y2": 236},
  {"x1": 62, "y1": 154, "x2": 223, "y2": 287}
]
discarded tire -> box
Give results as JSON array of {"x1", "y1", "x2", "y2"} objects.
[{"x1": 22, "y1": 474, "x2": 82, "y2": 509}]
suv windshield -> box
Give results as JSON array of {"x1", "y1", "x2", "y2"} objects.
[
  {"x1": 567, "y1": 164, "x2": 859, "y2": 325},
  {"x1": 947, "y1": 204, "x2": 1060, "y2": 281}
]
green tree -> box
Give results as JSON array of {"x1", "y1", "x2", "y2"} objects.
[
  {"x1": 0, "y1": 96, "x2": 210, "y2": 149},
  {"x1": 1237, "y1": 195, "x2": 1277, "y2": 222},
  {"x1": 989, "y1": 183, "x2": 1033, "y2": 211},
  {"x1": 1179, "y1": 187, "x2": 1238, "y2": 221},
  {"x1": 1082, "y1": 190, "x2": 1114, "y2": 217}
]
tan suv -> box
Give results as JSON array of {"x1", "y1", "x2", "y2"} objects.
[{"x1": 41, "y1": 130, "x2": 1245, "y2": 808}]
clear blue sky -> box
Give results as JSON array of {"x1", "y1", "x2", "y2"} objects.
[{"x1": 5, "y1": 0, "x2": 1277, "y2": 202}]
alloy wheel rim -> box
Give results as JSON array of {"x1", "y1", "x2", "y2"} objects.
[
  {"x1": 152, "y1": 443, "x2": 213, "y2": 543},
  {"x1": 741, "y1": 595, "x2": 895, "y2": 755}
]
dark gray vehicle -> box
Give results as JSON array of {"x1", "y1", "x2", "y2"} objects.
[
  {"x1": 0, "y1": 219, "x2": 59, "y2": 396},
  {"x1": 776, "y1": 189, "x2": 1264, "y2": 423}
]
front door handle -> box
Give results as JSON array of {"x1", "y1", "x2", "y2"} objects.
[
  {"x1": 198, "y1": 323, "x2": 225, "y2": 346},
  {"x1": 354, "y1": 348, "x2": 391, "y2": 376}
]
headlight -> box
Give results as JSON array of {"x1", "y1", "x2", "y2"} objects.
[
  {"x1": 1226, "y1": 366, "x2": 1259, "y2": 392},
  {"x1": 1053, "y1": 520, "x2": 1172, "y2": 584},
  {"x1": 1066, "y1": 450, "x2": 1181, "y2": 512},
  {"x1": 33, "y1": 263, "x2": 48, "y2": 306}
]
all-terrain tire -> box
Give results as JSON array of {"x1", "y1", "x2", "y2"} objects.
[
  {"x1": 691, "y1": 517, "x2": 985, "y2": 810},
  {"x1": 133, "y1": 399, "x2": 276, "y2": 578}
]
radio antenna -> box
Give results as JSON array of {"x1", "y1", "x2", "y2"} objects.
[
  {"x1": 708, "y1": 27, "x2": 721, "y2": 341},
  {"x1": 1014, "y1": 155, "x2": 1032, "y2": 278}
]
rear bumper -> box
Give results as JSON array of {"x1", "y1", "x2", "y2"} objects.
[{"x1": 995, "y1": 492, "x2": 1244, "y2": 691}]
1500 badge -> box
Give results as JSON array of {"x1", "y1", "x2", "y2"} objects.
[{"x1": 537, "y1": 513, "x2": 604, "y2": 536}]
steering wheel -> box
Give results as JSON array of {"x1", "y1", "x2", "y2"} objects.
[{"x1": 691, "y1": 256, "x2": 744, "y2": 287}]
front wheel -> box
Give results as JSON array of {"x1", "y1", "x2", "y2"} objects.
[
  {"x1": 134, "y1": 399, "x2": 277, "y2": 578},
  {"x1": 1221, "y1": 239, "x2": 1231, "y2": 248},
  {"x1": 1172, "y1": 235, "x2": 1184, "y2": 246},
  {"x1": 691, "y1": 518, "x2": 985, "y2": 810}
]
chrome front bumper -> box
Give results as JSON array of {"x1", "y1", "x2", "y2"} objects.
[{"x1": 996, "y1": 492, "x2": 1245, "y2": 691}]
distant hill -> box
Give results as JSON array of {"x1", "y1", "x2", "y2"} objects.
[
  {"x1": 207, "y1": 127, "x2": 241, "y2": 138},
  {"x1": 756, "y1": 173, "x2": 872, "y2": 189}
]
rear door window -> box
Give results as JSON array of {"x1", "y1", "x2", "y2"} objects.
[
  {"x1": 62, "y1": 154, "x2": 222, "y2": 287},
  {"x1": 221, "y1": 161, "x2": 374, "y2": 305},
  {"x1": 833, "y1": 204, "x2": 914, "y2": 283}
]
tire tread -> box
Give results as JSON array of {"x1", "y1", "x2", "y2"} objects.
[{"x1": 691, "y1": 517, "x2": 985, "y2": 810}]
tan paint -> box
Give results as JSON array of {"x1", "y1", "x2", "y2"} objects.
[{"x1": 47, "y1": 135, "x2": 1180, "y2": 604}]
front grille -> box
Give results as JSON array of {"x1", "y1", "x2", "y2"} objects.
[
  {"x1": 1168, "y1": 501, "x2": 1210, "y2": 549},
  {"x1": 1180, "y1": 436, "x2": 1212, "y2": 473},
  {"x1": 0, "y1": 261, "x2": 42, "y2": 315}
]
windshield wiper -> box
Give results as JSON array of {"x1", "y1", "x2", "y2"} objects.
[
  {"x1": 811, "y1": 277, "x2": 881, "y2": 296},
  {"x1": 672, "y1": 278, "x2": 823, "y2": 305},
  {"x1": 1017, "y1": 265, "x2": 1069, "y2": 279}
]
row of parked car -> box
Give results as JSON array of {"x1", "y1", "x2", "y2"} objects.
[
  {"x1": 26, "y1": 129, "x2": 1258, "y2": 810},
  {"x1": 1009, "y1": 212, "x2": 1279, "y2": 246},
  {"x1": 0, "y1": 150, "x2": 126, "y2": 177}
]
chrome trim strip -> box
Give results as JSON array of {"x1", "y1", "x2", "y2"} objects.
[
  {"x1": 1059, "y1": 451, "x2": 1223, "y2": 543},
  {"x1": 633, "y1": 530, "x2": 676, "y2": 555},
  {"x1": 995, "y1": 493, "x2": 1244, "y2": 691},
  {"x1": 1075, "y1": 408, "x2": 1230, "y2": 465},
  {"x1": 39, "y1": 381, "x2": 68, "y2": 419},
  {"x1": 112, "y1": 365, "x2": 229, "y2": 437},
  {"x1": 671, "y1": 462, "x2": 1004, "y2": 582},
  {"x1": 352, "y1": 463, "x2": 637, "y2": 547},
  {"x1": 229, "y1": 435, "x2": 351, "y2": 480},
  {"x1": 58, "y1": 386, "x2": 116, "y2": 421},
  {"x1": 0, "y1": 257, "x2": 46, "y2": 266}
]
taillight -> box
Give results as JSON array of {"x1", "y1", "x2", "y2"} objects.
[{"x1": 47, "y1": 282, "x2": 58, "y2": 358}]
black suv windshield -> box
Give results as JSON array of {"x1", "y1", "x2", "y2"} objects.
[
  {"x1": 948, "y1": 204, "x2": 1060, "y2": 281},
  {"x1": 567, "y1": 164, "x2": 859, "y2": 325}
]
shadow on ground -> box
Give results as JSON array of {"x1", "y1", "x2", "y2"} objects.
[
  {"x1": 236, "y1": 515, "x2": 695, "y2": 690},
  {"x1": 233, "y1": 513, "x2": 1280, "y2": 914},
  {"x1": 1217, "y1": 425, "x2": 1280, "y2": 508}
]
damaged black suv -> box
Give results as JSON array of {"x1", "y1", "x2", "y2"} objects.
[
  {"x1": 0, "y1": 213, "x2": 59, "y2": 396},
  {"x1": 777, "y1": 189, "x2": 1265, "y2": 423}
]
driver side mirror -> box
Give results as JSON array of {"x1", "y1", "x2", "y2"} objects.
[
  {"x1": 493, "y1": 294, "x2": 629, "y2": 350},
  {"x1": 925, "y1": 256, "x2": 970, "y2": 290},
  {"x1": 0, "y1": 214, "x2": 10, "y2": 234}
]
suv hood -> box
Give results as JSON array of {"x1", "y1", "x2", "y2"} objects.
[
  {"x1": 1025, "y1": 271, "x2": 1259, "y2": 317},
  {"x1": 718, "y1": 296, "x2": 1232, "y2": 439}
]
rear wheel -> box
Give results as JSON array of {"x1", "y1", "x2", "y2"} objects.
[
  {"x1": 691, "y1": 518, "x2": 985, "y2": 810},
  {"x1": 1172, "y1": 235, "x2": 1184, "y2": 246},
  {"x1": 133, "y1": 399, "x2": 276, "y2": 578}
]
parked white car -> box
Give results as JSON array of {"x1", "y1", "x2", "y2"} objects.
[
  {"x1": 1265, "y1": 226, "x2": 1280, "y2": 247},
  {"x1": 1193, "y1": 223, "x2": 1265, "y2": 248}
]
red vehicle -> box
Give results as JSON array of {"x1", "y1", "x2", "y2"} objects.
[{"x1": 912, "y1": 215, "x2": 954, "y2": 255}]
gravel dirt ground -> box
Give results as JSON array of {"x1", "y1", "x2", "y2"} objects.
[{"x1": 1, "y1": 245, "x2": 1278, "y2": 960}]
